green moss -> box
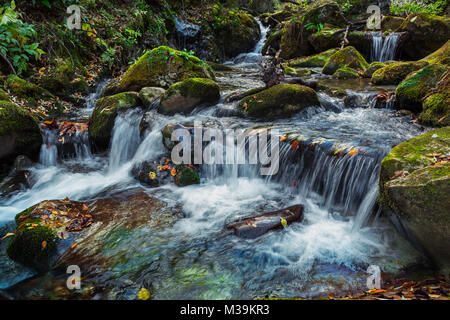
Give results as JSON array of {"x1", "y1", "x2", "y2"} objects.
[
  {"x1": 381, "y1": 16, "x2": 405, "y2": 32},
  {"x1": 322, "y1": 46, "x2": 369, "y2": 75},
  {"x1": 89, "y1": 92, "x2": 141, "y2": 150},
  {"x1": 175, "y1": 166, "x2": 200, "y2": 187},
  {"x1": 396, "y1": 64, "x2": 448, "y2": 111},
  {"x1": 419, "y1": 71, "x2": 450, "y2": 127},
  {"x1": 103, "y1": 46, "x2": 215, "y2": 95},
  {"x1": 362, "y1": 62, "x2": 385, "y2": 78},
  {"x1": 332, "y1": 67, "x2": 360, "y2": 79},
  {"x1": 15, "y1": 205, "x2": 37, "y2": 225},
  {"x1": 6, "y1": 75, "x2": 53, "y2": 100},
  {"x1": 421, "y1": 40, "x2": 450, "y2": 66},
  {"x1": 0, "y1": 88, "x2": 9, "y2": 101},
  {"x1": 288, "y1": 48, "x2": 338, "y2": 68},
  {"x1": 7, "y1": 224, "x2": 58, "y2": 269},
  {"x1": 280, "y1": 21, "x2": 315, "y2": 59},
  {"x1": 239, "y1": 84, "x2": 319, "y2": 119},
  {"x1": 262, "y1": 29, "x2": 281, "y2": 55},
  {"x1": 371, "y1": 61, "x2": 429, "y2": 85}
]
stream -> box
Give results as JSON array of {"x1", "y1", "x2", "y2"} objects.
[{"x1": 0, "y1": 22, "x2": 430, "y2": 299}]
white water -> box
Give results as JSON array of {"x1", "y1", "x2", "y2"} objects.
[{"x1": 371, "y1": 32, "x2": 401, "y2": 62}]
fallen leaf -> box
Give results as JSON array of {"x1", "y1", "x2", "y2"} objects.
[
  {"x1": 1, "y1": 233, "x2": 15, "y2": 240},
  {"x1": 81, "y1": 204, "x2": 89, "y2": 211},
  {"x1": 348, "y1": 149, "x2": 358, "y2": 157},
  {"x1": 70, "y1": 243, "x2": 78, "y2": 249},
  {"x1": 280, "y1": 217, "x2": 287, "y2": 229},
  {"x1": 291, "y1": 140, "x2": 299, "y2": 151},
  {"x1": 41, "y1": 240, "x2": 47, "y2": 249},
  {"x1": 438, "y1": 115, "x2": 446, "y2": 123},
  {"x1": 138, "y1": 288, "x2": 151, "y2": 300}
]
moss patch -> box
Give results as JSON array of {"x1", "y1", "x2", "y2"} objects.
[
  {"x1": 175, "y1": 166, "x2": 200, "y2": 187},
  {"x1": 332, "y1": 67, "x2": 360, "y2": 79},
  {"x1": 288, "y1": 48, "x2": 338, "y2": 68},
  {"x1": 371, "y1": 61, "x2": 429, "y2": 85},
  {"x1": 322, "y1": 46, "x2": 369, "y2": 75}
]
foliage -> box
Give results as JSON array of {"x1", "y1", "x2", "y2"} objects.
[
  {"x1": 390, "y1": 0, "x2": 447, "y2": 15},
  {"x1": 302, "y1": 14, "x2": 323, "y2": 33},
  {"x1": 0, "y1": 1, "x2": 44, "y2": 74}
]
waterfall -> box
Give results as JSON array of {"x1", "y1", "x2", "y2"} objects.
[
  {"x1": 371, "y1": 32, "x2": 401, "y2": 62},
  {"x1": 108, "y1": 108, "x2": 143, "y2": 171},
  {"x1": 39, "y1": 128, "x2": 58, "y2": 166}
]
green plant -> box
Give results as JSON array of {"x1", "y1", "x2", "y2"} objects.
[
  {"x1": 0, "y1": 1, "x2": 45, "y2": 74},
  {"x1": 390, "y1": 0, "x2": 447, "y2": 15},
  {"x1": 303, "y1": 15, "x2": 323, "y2": 33}
]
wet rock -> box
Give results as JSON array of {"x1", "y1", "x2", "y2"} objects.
[
  {"x1": 322, "y1": 46, "x2": 369, "y2": 75},
  {"x1": 288, "y1": 48, "x2": 338, "y2": 68},
  {"x1": 206, "y1": 61, "x2": 234, "y2": 72},
  {"x1": 158, "y1": 78, "x2": 220, "y2": 115},
  {"x1": 139, "y1": 109, "x2": 160, "y2": 138},
  {"x1": 381, "y1": 16, "x2": 405, "y2": 32},
  {"x1": 239, "y1": 84, "x2": 320, "y2": 119},
  {"x1": 260, "y1": 10, "x2": 293, "y2": 28},
  {"x1": 379, "y1": 127, "x2": 450, "y2": 271},
  {"x1": 0, "y1": 101, "x2": 42, "y2": 175},
  {"x1": 280, "y1": 21, "x2": 315, "y2": 59},
  {"x1": 139, "y1": 87, "x2": 165, "y2": 107},
  {"x1": 398, "y1": 13, "x2": 450, "y2": 60},
  {"x1": 362, "y1": 61, "x2": 386, "y2": 78},
  {"x1": 102, "y1": 46, "x2": 214, "y2": 96},
  {"x1": 226, "y1": 204, "x2": 304, "y2": 239},
  {"x1": 421, "y1": 40, "x2": 450, "y2": 66},
  {"x1": 332, "y1": 67, "x2": 360, "y2": 80},
  {"x1": 0, "y1": 169, "x2": 35, "y2": 198},
  {"x1": 303, "y1": 0, "x2": 347, "y2": 28},
  {"x1": 419, "y1": 70, "x2": 450, "y2": 127},
  {"x1": 309, "y1": 29, "x2": 370, "y2": 58},
  {"x1": 395, "y1": 64, "x2": 448, "y2": 112},
  {"x1": 284, "y1": 67, "x2": 311, "y2": 77},
  {"x1": 371, "y1": 61, "x2": 428, "y2": 85},
  {"x1": 174, "y1": 166, "x2": 200, "y2": 187},
  {"x1": 89, "y1": 91, "x2": 141, "y2": 151},
  {"x1": 262, "y1": 28, "x2": 281, "y2": 56}
]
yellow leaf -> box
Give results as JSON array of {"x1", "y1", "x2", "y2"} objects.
[
  {"x1": 280, "y1": 217, "x2": 287, "y2": 229},
  {"x1": 1, "y1": 233, "x2": 15, "y2": 240},
  {"x1": 348, "y1": 149, "x2": 359, "y2": 157},
  {"x1": 138, "y1": 288, "x2": 151, "y2": 300},
  {"x1": 148, "y1": 171, "x2": 156, "y2": 180}
]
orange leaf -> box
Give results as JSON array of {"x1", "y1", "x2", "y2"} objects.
[
  {"x1": 291, "y1": 140, "x2": 299, "y2": 151},
  {"x1": 70, "y1": 243, "x2": 78, "y2": 249},
  {"x1": 348, "y1": 149, "x2": 359, "y2": 157},
  {"x1": 82, "y1": 204, "x2": 89, "y2": 211},
  {"x1": 41, "y1": 240, "x2": 47, "y2": 249}
]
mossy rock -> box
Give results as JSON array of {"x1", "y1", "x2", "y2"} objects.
[
  {"x1": 0, "y1": 88, "x2": 9, "y2": 101},
  {"x1": 262, "y1": 28, "x2": 281, "y2": 55},
  {"x1": 175, "y1": 166, "x2": 200, "y2": 187},
  {"x1": 398, "y1": 13, "x2": 450, "y2": 60},
  {"x1": 0, "y1": 101, "x2": 42, "y2": 174},
  {"x1": 379, "y1": 127, "x2": 450, "y2": 270},
  {"x1": 421, "y1": 40, "x2": 450, "y2": 66},
  {"x1": 139, "y1": 87, "x2": 166, "y2": 106},
  {"x1": 288, "y1": 48, "x2": 338, "y2": 68},
  {"x1": 322, "y1": 46, "x2": 369, "y2": 75},
  {"x1": 395, "y1": 64, "x2": 448, "y2": 112},
  {"x1": 303, "y1": 0, "x2": 347, "y2": 27},
  {"x1": 332, "y1": 67, "x2": 360, "y2": 79},
  {"x1": 362, "y1": 61, "x2": 385, "y2": 78},
  {"x1": 260, "y1": 10, "x2": 293, "y2": 28},
  {"x1": 239, "y1": 84, "x2": 319, "y2": 119},
  {"x1": 381, "y1": 16, "x2": 405, "y2": 32},
  {"x1": 280, "y1": 21, "x2": 315, "y2": 59},
  {"x1": 371, "y1": 61, "x2": 429, "y2": 85},
  {"x1": 309, "y1": 28, "x2": 370, "y2": 57},
  {"x1": 206, "y1": 61, "x2": 234, "y2": 72},
  {"x1": 419, "y1": 71, "x2": 450, "y2": 127},
  {"x1": 6, "y1": 75, "x2": 53, "y2": 101},
  {"x1": 103, "y1": 46, "x2": 215, "y2": 96},
  {"x1": 159, "y1": 78, "x2": 220, "y2": 115},
  {"x1": 89, "y1": 92, "x2": 141, "y2": 150}
]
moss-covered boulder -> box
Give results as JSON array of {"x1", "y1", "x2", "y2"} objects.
[
  {"x1": 419, "y1": 71, "x2": 450, "y2": 127},
  {"x1": 175, "y1": 166, "x2": 200, "y2": 187},
  {"x1": 0, "y1": 88, "x2": 9, "y2": 101},
  {"x1": 309, "y1": 28, "x2": 370, "y2": 57},
  {"x1": 332, "y1": 67, "x2": 360, "y2": 79},
  {"x1": 421, "y1": 40, "x2": 450, "y2": 66},
  {"x1": 303, "y1": 0, "x2": 347, "y2": 27},
  {"x1": 395, "y1": 64, "x2": 448, "y2": 112},
  {"x1": 239, "y1": 84, "x2": 319, "y2": 119},
  {"x1": 284, "y1": 67, "x2": 312, "y2": 77},
  {"x1": 159, "y1": 78, "x2": 220, "y2": 115},
  {"x1": 322, "y1": 46, "x2": 369, "y2": 75},
  {"x1": 0, "y1": 101, "x2": 42, "y2": 174},
  {"x1": 6, "y1": 75, "x2": 53, "y2": 101},
  {"x1": 89, "y1": 92, "x2": 141, "y2": 150},
  {"x1": 288, "y1": 48, "x2": 338, "y2": 68},
  {"x1": 379, "y1": 127, "x2": 450, "y2": 270},
  {"x1": 398, "y1": 13, "x2": 450, "y2": 60},
  {"x1": 362, "y1": 61, "x2": 386, "y2": 78},
  {"x1": 103, "y1": 46, "x2": 214, "y2": 96},
  {"x1": 280, "y1": 21, "x2": 315, "y2": 59},
  {"x1": 371, "y1": 61, "x2": 429, "y2": 85},
  {"x1": 139, "y1": 87, "x2": 166, "y2": 107},
  {"x1": 381, "y1": 16, "x2": 405, "y2": 32},
  {"x1": 260, "y1": 10, "x2": 293, "y2": 28}
]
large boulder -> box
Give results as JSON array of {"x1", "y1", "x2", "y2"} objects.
[
  {"x1": 362, "y1": 61, "x2": 386, "y2": 78},
  {"x1": 0, "y1": 101, "x2": 42, "y2": 174},
  {"x1": 103, "y1": 46, "x2": 214, "y2": 96},
  {"x1": 303, "y1": 0, "x2": 347, "y2": 27},
  {"x1": 309, "y1": 28, "x2": 371, "y2": 58},
  {"x1": 159, "y1": 78, "x2": 220, "y2": 115},
  {"x1": 89, "y1": 92, "x2": 141, "y2": 150},
  {"x1": 398, "y1": 13, "x2": 450, "y2": 60},
  {"x1": 332, "y1": 67, "x2": 360, "y2": 79},
  {"x1": 395, "y1": 64, "x2": 448, "y2": 112},
  {"x1": 280, "y1": 21, "x2": 315, "y2": 59},
  {"x1": 6, "y1": 75, "x2": 53, "y2": 101},
  {"x1": 239, "y1": 84, "x2": 319, "y2": 119},
  {"x1": 288, "y1": 48, "x2": 338, "y2": 68},
  {"x1": 379, "y1": 128, "x2": 450, "y2": 271},
  {"x1": 421, "y1": 40, "x2": 450, "y2": 66},
  {"x1": 419, "y1": 71, "x2": 450, "y2": 127},
  {"x1": 371, "y1": 61, "x2": 429, "y2": 85},
  {"x1": 322, "y1": 46, "x2": 369, "y2": 75},
  {"x1": 381, "y1": 16, "x2": 405, "y2": 32},
  {"x1": 139, "y1": 87, "x2": 166, "y2": 107}
]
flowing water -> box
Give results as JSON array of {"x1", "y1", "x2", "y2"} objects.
[
  {"x1": 0, "y1": 23, "x2": 428, "y2": 298},
  {"x1": 371, "y1": 32, "x2": 401, "y2": 62}
]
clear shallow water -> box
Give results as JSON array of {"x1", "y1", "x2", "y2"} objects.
[{"x1": 0, "y1": 24, "x2": 428, "y2": 298}]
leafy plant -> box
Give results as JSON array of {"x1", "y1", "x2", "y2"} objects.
[
  {"x1": 0, "y1": 1, "x2": 45, "y2": 74},
  {"x1": 303, "y1": 15, "x2": 323, "y2": 33},
  {"x1": 390, "y1": 0, "x2": 446, "y2": 15}
]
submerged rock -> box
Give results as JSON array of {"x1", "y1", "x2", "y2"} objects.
[
  {"x1": 322, "y1": 46, "x2": 369, "y2": 75},
  {"x1": 395, "y1": 64, "x2": 448, "y2": 112},
  {"x1": 371, "y1": 61, "x2": 428, "y2": 85},
  {"x1": 379, "y1": 127, "x2": 450, "y2": 271},
  {"x1": 0, "y1": 101, "x2": 42, "y2": 174},
  {"x1": 419, "y1": 70, "x2": 450, "y2": 127},
  {"x1": 159, "y1": 78, "x2": 220, "y2": 115},
  {"x1": 239, "y1": 84, "x2": 319, "y2": 119},
  {"x1": 398, "y1": 13, "x2": 450, "y2": 60},
  {"x1": 103, "y1": 46, "x2": 214, "y2": 96},
  {"x1": 226, "y1": 204, "x2": 304, "y2": 239},
  {"x1": 89, "y1": 91, "x2": 141, "y2": 150}
]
